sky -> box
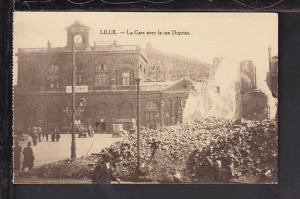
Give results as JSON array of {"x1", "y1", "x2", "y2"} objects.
[{"x1": 13, "y1": 12, "x2": 278, "y2": 94}]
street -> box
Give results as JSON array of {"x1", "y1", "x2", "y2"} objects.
[{"x1": 19, "y1": 134, "x2": 121, "y2": 167}]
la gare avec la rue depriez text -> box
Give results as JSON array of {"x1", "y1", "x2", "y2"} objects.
[{"x1": 99, "y1": 29, "x2": 190, "y2": 36}]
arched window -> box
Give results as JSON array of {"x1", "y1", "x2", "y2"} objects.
[
  {"x1": 119, "y1": 67, "x2": 133, "y2": 87},
  {"x1": 95, "y1": 64, "x2": 105, "y2": 72},
  {"x1": 75, "y1": 65, "x2": 85, "y2": 86},
  {"x1": 47, "y1": 64, "x2": 60, "y2": 89},
  {"x1": 94, "y1": 64, "x2": 109, "y2": 88}
]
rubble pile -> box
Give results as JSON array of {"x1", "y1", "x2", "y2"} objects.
[
  {"x1": 187, "y1": 119, "x2": 278, "y2": 183},
  {"x1": 107, "y1": 118, "x2": 277, "y2": 183},
  {"x1": 23, "y1": 118, "x2": 277, "y2": 183},
  {"x1": 22, "y1": 156, "x2": 97, "y2": 179},
  {"x1": 106, "y1": 117, "x2": 237, "y2": 182}
]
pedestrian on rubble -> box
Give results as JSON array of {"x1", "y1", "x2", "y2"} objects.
[
  {"x1": 55, "y1": 128, "x2": 60, "y2": 142},
  {"x1": 92, "y1": 152, "x2": 120, "y2": 184},
  {"x1": 150, "y1": 138, "x2": 160, "y2": 160},
  {"x1": 22, "y1": 141, "x2": 34, "y2": 171},
  {"x1": 14, "y1": 141, "x2": 22, "y2": 171}
]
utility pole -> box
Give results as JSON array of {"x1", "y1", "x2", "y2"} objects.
[
  {"x1": 136, "y1": 78, "x2": 141, "y2": 169},
  {"x1": 71, "y1": 40, "x2": 76, "y2": 159}
]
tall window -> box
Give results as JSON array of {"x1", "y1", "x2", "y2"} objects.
[
  {"x1": 75, "y1": 65, "x2": 85, "y2": 85},
  {"x1": 144, "y1": 101, "x2": 159, "y2": 121},
  {"x1": 95, "y1": 64, "x2": 105, "y2": 72},
  {"x1": 94, "y1": 64, "x2": 109, "y2": 88},
  {"x1": 95, "y1": 73, "x2": 110, "y2": 88},
  {"x1": 47, "y1": 64, "x2": 60, "y2": 89},
  {"x1": 75, "y1": 73, "x2": 85, "y2": 85},
  {"x1": 122, "y1": 72, "x2": 130, "y2": 86}
]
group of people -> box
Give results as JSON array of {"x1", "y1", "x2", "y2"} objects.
[
  {"x1": 30, "y1": 126, "x2": 61, "y2": 146},
  {"x1": 14, "y1": 126, "x2": 62, "y2": 172}
]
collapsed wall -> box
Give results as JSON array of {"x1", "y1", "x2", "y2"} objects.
[{"x1": 183, "y1": 58, "x2": 269, "y2": 122}]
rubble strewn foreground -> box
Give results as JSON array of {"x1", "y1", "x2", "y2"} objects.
[{"x1": 23, "y1": 118, "x2": 277, "y2": 183}]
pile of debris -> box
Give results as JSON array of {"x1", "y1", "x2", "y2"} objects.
[
  {"x1": 23, "y1": 117, "x2": 277, "y2": 183},
  {"x1": 21, "y1": 156, "x2": 97, "y2": 179},
  {"x1": 106, "y1": 118, "x2": 236, "y2": 182},
  {"x1": 186, "y1": 119, "x2": 278, "y2": 183},
  {"x1": 107, "y1": 118, "x2": 277, "y2": 183}
]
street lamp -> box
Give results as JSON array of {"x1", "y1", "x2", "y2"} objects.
[
  {"x1": 136, "y1": 78, "x2": 141, "y2": 171},
  {"x1": 70, "y1": 34, "x2": 82, "y2": 159}
]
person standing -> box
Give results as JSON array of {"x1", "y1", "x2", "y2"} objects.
[
  {"x1": 22, "y1": 141, "x2": 34, "y2": 171},
  {"x1": 55, "y1": 128, "x2": 60, "y2": 142},
  {"x1": 37, "y1": 127, "x2": 42, "y2": 142},
  {"x1": 51, "y1": 128, "x2": 55, "y2": 142},
  {"x1": 42, "y1": 127, "x2": 45, "y2": 141},
  {"x1": 14, "y1": 141, "x2": 22, "y2": 171},
  {"x1": 45, "y1": 130, "x2": 49, "y2": 142},
  {"x1": 150, "y1": 138, "x2": 160, "y2": 160},
  {"x1": 32, "y1": 132, "x2": 38, "y2": 146}
]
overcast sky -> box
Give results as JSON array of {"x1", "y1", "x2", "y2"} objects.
[{"x1": 14, "y1": 12, "x2": 278, "y2": 91}]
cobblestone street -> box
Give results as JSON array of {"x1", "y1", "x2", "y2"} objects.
[{"x1": 19, "y1": 134, "x2": 121, "y2": 167}]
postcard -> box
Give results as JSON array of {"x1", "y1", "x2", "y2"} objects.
[{"x1": 13, "y1": 12, "x2": 278, "y2": 184}]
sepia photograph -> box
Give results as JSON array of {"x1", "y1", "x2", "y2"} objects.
[{"x1": 13, "y1": 12, "x2": 278, "y2": 184}]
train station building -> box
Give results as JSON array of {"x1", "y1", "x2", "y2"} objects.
[{"x1": 14, "y1": 20, "x2": 213, "y2": 132}]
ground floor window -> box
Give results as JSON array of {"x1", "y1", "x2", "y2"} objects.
[{"x1": 144, "y1": 101, "x2": 159, "y2": 121}]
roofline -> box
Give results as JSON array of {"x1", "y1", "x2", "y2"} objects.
[
  {"x1": 17, "y1": 47, "x2": 148, "y2": 62},
  {"x1": 145, "y1": 47, "x2": 212, "y2": 69}
]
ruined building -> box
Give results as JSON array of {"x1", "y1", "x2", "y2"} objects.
[{"x1": 235, "y1": 60, "x2": 269, "y2": 121}]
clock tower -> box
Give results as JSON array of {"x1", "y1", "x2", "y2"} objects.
[{"x1": 66, "y1": 20, "x2": 90, "y2": 49}]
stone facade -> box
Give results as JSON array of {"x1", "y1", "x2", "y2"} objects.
[{"x1": 14, "y1": 21, "x2": 210, "y2": 133}]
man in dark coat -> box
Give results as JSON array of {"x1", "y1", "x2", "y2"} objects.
[
  {"x1": 51, "y1": 131, "x2": 55, "y2": 142},
  {"x1": 92, "y1": 152, "x2": 120, "y2": 184},
  {"x1": 45, "y1": 130, "x2": 49, "y2": 142},
  {"x1": 55, "y1": 128, "x2": 60, "y2": 142},
  {"x1": 14, "y1": 141, "x2": 22, "y2": 171},
  {"x1": 37, "y1": 127, "x2": 42, "y2": 142},
  {"x1": 22, "y1": 141, "x2": 34, "y2": 171}
]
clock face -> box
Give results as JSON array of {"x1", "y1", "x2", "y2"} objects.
[{"x1": 73, "y1": 34, "x2": 83, "y2": 44}]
